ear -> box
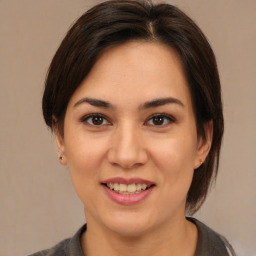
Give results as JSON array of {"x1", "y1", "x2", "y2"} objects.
[
  {"x1": 194, "y1": 120, "x2": 213, "y2": 169},
  {"x1": 53, "y1": 116, "x2": 67, "y2": 165}
]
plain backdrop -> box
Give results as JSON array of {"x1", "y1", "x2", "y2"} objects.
[{"x1": 0, "y1": 0, "x2": 255, "y2": 255}]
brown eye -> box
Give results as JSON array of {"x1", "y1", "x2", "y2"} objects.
[
  {"x1": 81, "y1": 114, "x2": 110, "y2": 126},
  {"x1": 146, "y1": 114, "x2": 174, "y2": 126},
  {"x1": 152, "y1": 116, "x2": 165, "y2": 125},
  {"x1": 91, "y1": 116, "x2": 104, "y2": 125}
]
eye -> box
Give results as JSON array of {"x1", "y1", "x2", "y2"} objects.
[
  {"x1": 146, "y1": 114, "x2": 175, "y2": 126},
  {"x1": 81, "y1": 114, "x2": 110, "y2": 126}
]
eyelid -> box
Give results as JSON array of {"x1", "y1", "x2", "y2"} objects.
[
  {"x1": 80, "y1": 113, "x2": 112, "y2": 126},
  {"x1": 145, "y1": 113, "x2": 176, "y2": 126}
]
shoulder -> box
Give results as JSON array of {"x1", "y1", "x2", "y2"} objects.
[
  {"x1": 27, "y1": 238, "x2": 70, "y2": 256},
  {"x1": 187, "y1": 217, "x2": 236, "y2": 256},
  {"x1": 28, "y1": 239, "x2": 70, "y2": 256},
  {"x1": 27, "y1": 224, "x2": 87, "y2": 256}
]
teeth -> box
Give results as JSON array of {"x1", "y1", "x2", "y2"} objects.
[
  {"x1": 106, "y1": 183, "x2": 151, "y2": 194},
  {"x1": 114, "y1": 183, "x2": 119, "y2": 191},
  {"x1": 136, "y1": 184, "x2": 142, "y2": 191},
  {"x1": 119, "y1": 184, "x2": 127, "y2": 192},
  {"x1": 127, "y1": 184, "x2": 136, "y2": 193}
]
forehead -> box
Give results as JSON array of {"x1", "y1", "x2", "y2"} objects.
[{"x1": 68, "y1": 41, "x2": 192, "y2": 109}]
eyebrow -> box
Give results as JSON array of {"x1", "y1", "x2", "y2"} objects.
[
  {"x1": 73, "y1": 97, "x2": 114, "y2": 109},
  {"x1": 73, "y1": 97, "x2": 184, "y2": 109},
  {"x1": 140, "y1": 97, "x2": 184, "y2": 110}
]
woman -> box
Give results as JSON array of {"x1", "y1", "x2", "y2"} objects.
[{"x1": 30, "y1": 0, "x2": 236, "y2": 255}]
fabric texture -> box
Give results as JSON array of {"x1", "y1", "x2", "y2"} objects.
[{"x1": 27, "y1": 218, "x2": 236, "y2": 256}]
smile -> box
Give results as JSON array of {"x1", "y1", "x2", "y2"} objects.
[
  {"x1": 105, "y1": 183, "x2": 153, "y2": 194},
  {"x1": 101, "y1": 177, "x2": 156, "y2": 205}
]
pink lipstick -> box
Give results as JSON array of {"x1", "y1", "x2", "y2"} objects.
[{"x1": 101, "y1": 177, "x2": 155, "y2": 205}]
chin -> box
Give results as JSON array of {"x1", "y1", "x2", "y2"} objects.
[
  {"x1": 109, "y1": 223, "x2": 151, "y2": 238},
  {"x1": 101, "y1": 212, "x2": 158, "y2": 238}
]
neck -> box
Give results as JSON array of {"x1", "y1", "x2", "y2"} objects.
[{"x1": 81, "y1": 215, "x2": 197, "y2": 256}]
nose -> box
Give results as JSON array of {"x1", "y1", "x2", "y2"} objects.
[{"x1": 107, "y1": 123, "x2": 148, "y2": 169}]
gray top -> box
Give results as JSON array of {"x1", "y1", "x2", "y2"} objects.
[{"x1": 28, "y1": 218, "x2": 236, "y2": 256}]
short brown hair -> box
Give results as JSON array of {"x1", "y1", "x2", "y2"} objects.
[{"x1": 42, "y1": 0, "x2": 224, "y2": 214}]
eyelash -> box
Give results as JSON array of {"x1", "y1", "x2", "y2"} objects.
[
  {"x1": 80, "y1": 114, "x2": 111, "y2": 126},
  {"x1": 80, "y1": 113, "x2": 175, "y2": 127},
  {"x1": 145, "y1": 113, "x2": 175, "y2": 127}
]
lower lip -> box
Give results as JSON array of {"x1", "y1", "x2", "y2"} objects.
[{"x1": 102, "y1": 185, "x2": 154, "y2": 205}]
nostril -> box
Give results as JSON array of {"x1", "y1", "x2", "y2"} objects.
[{"x1": 107, "y1": 147, "x2": 148, "y2": 169}]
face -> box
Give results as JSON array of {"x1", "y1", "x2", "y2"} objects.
[{"x1": 56, "y1": 41, "x2": 211, "y2": 237}]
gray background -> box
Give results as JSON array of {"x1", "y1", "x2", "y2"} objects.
[{"x1": 0, "y1": 0, "x2": 255, "y2": 255}]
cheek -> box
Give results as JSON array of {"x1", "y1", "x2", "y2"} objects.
[
  {"x1": 64, "y1": 135, "x2": 107, "y2": 198},
  {"x1": 154, "y1": 135, "x2": 196, "y2": 161},
  {"x1": 65, "y1": 134, "x2": 105, "y2": 169},
  {"x1": 150, "y1": 137, "x2": 197, "y2": 211},
  {"x1": 149, "y1": 135, "x2": 197, "y2": 182}
]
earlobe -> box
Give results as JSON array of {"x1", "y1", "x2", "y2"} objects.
[
  {"x1": 53, "y1": 117, "x2": 67, "y2": 165},
  {"x1": 194, "y1": 120, "x2": 213, "y2": 169},
  {"x1": 55, "y1": 131, "x2": 67, "y2": 165}
]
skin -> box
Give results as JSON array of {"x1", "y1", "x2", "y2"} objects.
[{"x1": 55, "y1": 41, "x2": 212, "y2": 256}]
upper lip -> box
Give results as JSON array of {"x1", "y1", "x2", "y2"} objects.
[{"x1": 101, "y1": 177, "x2": 155, "y2": 185}]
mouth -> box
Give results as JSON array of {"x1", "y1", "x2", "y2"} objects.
[
  {"x1": 102, "y1": 183, "x2": 155, "y2": 195},
  {"x1": 101, "y1": 177, "x2": 156, "y2": 204}
]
